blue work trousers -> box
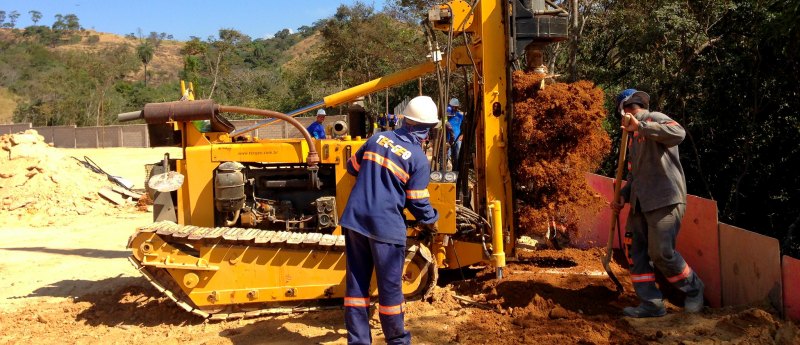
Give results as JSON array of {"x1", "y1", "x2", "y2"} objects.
[
  {"x1": 449, "y1": 140, "x2": 461, "y2": 170},
  {"x1": 344, "y1": 228, "x2": 410, "y2": 345},
  {"x1": 625, "y1": 203, "x2": 704, "y2": 309}
]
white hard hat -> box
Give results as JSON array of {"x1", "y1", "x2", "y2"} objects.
[
  {"x1": 449, "y1": 98, "x2": 461, "y2": 107},
  {"x1": 316, "y1": 109, "x2": 327, "y2": 116},
  {"x1": 402, "y1": 96, "x2": 439, "y2": 125}
]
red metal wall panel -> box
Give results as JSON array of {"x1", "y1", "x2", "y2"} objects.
[
  {"x1": 784, "y1": 255, "x2": 800, "y2": 321},
  {"x1": 574, "y1": 173, "x2": 629, "y2": 249},
  {"x1": 719, "y1": 223, "x2": 782, "y2": 309}
]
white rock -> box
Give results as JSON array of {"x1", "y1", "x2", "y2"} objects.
[{"x1": 10, "y1": 133, "x2": 39, "y2": 145}]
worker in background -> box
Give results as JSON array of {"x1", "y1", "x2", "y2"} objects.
[
  {"x1": 340, "y1": 95, "x2": 440, "y2": 344},
  {"x1": 387, "y1": 113, "x2": 398, "y2": 130},
  {"x1": 446, "y1": 98, "x2": 464, "y2": 170},
  {"x1": 307, "y1": 109, "x2": 327, "y2": 139},
  {"x1": 611, "y1": 89, "x2": 704, "y2": 318},
  {"x1": 378, "y1": 113, "x2": 398, "y2": 131}
]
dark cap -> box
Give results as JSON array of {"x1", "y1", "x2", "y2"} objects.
[{"x1": 622, "y1": 91, "x2": 650, "y2": 110}]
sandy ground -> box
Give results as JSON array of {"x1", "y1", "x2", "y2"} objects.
[{"x1": 1, "y1": 147, "x2": 798, "y2": 345}]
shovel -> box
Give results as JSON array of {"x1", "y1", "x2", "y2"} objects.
[{"x1": 602, "y1": 114, "x2": 631, "y2": 293}]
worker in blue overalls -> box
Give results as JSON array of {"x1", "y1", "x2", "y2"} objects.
[
  {"x1": 307, "y1": 109, "x2": 327, "y2": 139},
  {"x1": 340, "y1": 95, "x2": 441, "y2": 345},
  {"x1": 446, "y1": 98, "x2": 464, "y2": 170}
]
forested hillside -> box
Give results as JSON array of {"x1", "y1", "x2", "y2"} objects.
[{"x1": 0, "y1": 1, "x2": 798, "y2": 255}]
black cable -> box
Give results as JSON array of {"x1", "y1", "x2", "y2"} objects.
[
  {"x1": 74, "y1": 155, "x2": 134, "y2": 191},
  {"x1": 451, "y1": 238, "x2": 466, "y2": 280}
]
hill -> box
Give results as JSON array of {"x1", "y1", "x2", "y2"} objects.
[
  {"x1": 51, "y1": 30, "x2": 185, "y2": 84},
  {"x1": 0, "y1": 29, "x2": 184, "y2": 85}
]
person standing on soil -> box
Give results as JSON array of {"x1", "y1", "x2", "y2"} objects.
[
  {"x1": 611, "y1": 89, "x2": 705, "y2": 318},
  {"x1": 307, "y1": 109, "x2": 327, "y2": 139},
  {"x1": 340, "y1": 95, "x2": 440, "y2": 344}
]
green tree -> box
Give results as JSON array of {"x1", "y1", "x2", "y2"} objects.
[
  {"x1": 3, "y1": 10, "x2": 19, "y2": 28},
  {"x1": 29, "y1": 10, "x2": 42, "y2": 25},
  {"x1": 560, "y1": 0, "x2": 800, "y2": 255}
]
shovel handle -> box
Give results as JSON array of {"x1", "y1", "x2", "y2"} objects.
[{"x1": 603, "y1": 121, "x2": 631, "y2": 293}]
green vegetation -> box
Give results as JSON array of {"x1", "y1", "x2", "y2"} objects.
[{"x1": 0, "y1": 1, "x2": 797, "y2": 255}]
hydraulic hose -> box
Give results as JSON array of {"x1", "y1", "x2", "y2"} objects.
[{"x1": 218, "y1": 105, "x2": 320, "y2": 166}]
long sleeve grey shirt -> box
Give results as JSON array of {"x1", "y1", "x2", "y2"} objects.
[{"x1": 620, "y1": 110, "x2": 687, "y2": 213}]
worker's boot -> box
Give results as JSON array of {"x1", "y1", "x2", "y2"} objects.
[
  {"x1": 684, "y1": 279, "x2": 705, "y2": 313},
  {"x1": 623, "y1": 303, "x2": 667, "y2": 318}
]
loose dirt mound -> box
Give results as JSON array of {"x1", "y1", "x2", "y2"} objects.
[
  {"x1": 0, "y1": 130, "x2": 129, "y2": 226},
  {"x1": 0, "y1": 245, "x2": 796, "y2": 344},
  {"x1": 510, "y1": 72, "x2": 611, "y2": 241},
  {"x1": 443, "y1": 248, "x2": 798, "y2": 344}
]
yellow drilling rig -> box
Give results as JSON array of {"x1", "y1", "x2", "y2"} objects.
[{"x1": 118, "y1": 0, "x2": 568, "y2": 320}]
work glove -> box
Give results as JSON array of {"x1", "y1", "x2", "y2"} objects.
[{"x1": 417, "y1": 222, "x2": 439, "y2": 242}]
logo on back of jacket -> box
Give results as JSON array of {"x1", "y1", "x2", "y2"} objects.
[{"x1": 376, "y1": 135, "x2": 412, "y2": 160}]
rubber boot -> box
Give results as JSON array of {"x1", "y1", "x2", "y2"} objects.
[
  {"x1": 684, "y1": 279, "x2": 705, "y2": 313},
  {"x1": 623, "y1": 304, "x2": 667, "y2": 318}
]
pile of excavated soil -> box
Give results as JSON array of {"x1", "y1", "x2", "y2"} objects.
[
  {"x1": 0, "y1": 130, "x2": 130, "y2": 227},
  {"x1": 510, "y1": 71, "x2": 611, "y2": 241},
  {"x1": 447, "y1": 248, "x2": 799, "y2": 344}
]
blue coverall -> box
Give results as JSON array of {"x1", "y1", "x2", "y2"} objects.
[
  {"x1": 307, "y1": 121, "x2": 326, "y2": 139},
  {"x1": 340, "y1": 127, "x2": 439, "y2": 345},
  {"x1": 446, "y1": 109, "x2": 464, "y2": 169}
]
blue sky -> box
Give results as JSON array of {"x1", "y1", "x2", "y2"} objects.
[{"x1": 2, "y1": 0, "x2": 388, "y2": 40}]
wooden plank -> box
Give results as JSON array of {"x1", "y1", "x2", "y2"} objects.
[
  {"x1": 783, "y1": 255, "x2": 800, "y2": 321},
  {"x1": 112, "y1": 185, "x2": 142, "y2": 199},
  {"x1": 719, "y1": 223, "x2": 782, "y2": 310},
  {"x1": 98, "y1": 186, "x2": 125, "y2": 205}
]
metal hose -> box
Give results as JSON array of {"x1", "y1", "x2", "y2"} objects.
[{"x1": 218, "y1": 105, "x2": 320, "y2": 166}]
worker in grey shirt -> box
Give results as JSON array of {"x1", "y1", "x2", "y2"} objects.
[{"x1": 611, "y1": 89, "x2": 704, "y2": 318}]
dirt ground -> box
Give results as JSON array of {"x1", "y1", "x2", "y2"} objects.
[{"x1": 1, "y1": 147, "x2": 798, "y2": 345}]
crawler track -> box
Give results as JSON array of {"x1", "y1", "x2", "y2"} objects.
[{"x1": 127, "y1": 221, "x2": 436, "y2": 320}]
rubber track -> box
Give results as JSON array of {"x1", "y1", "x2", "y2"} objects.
[{"x1": 128, "y1": 221, "x2": 434, "y2": 321}]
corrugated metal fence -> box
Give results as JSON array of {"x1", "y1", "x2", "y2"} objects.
[{"x1": 0, "y1": 116, "x2": 347, "y2": 148}]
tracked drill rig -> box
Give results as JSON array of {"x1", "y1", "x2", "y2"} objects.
[{"x1": 119, "y1": 0, "x2": 567, "y2": 320}]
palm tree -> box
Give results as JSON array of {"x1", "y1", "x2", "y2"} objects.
[{"x1": 137, "y1": 42, "x2": 155, "y2": 86}]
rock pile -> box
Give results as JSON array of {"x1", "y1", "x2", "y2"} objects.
[{"x1": 1, "y1": 130, "x2": 126, "y2": 227}]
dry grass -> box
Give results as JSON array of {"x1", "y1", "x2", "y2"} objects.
[
  {"x1": 0, "y1": 87, "x2": 18, "y2": 124},
  {"x1": 52, "y1": 30, "x2": 185, "y2": 84}
]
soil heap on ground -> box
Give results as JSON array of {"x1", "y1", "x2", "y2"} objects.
[
  {"x1": 0, "y1": 130, "x2": 128, "y2": 226},
  {"x1": 510, "y1": 71, "x2": 611, "y2": 242}
]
